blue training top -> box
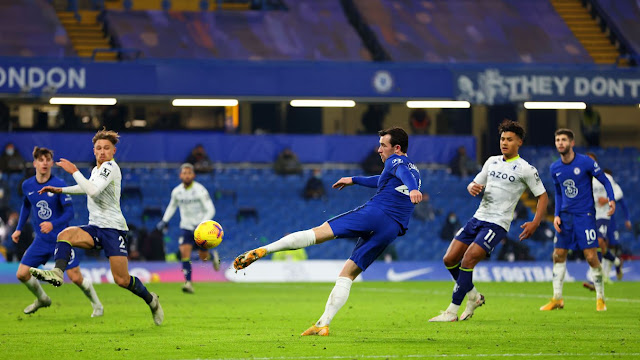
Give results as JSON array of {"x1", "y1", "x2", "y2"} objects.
[
  {"x1": 352, "y1": 154, "x2": 421, "y2": 233},
  {"x1": 17, "y1": 175, "x2": 74, "y2": 243},
  {"x1": 550, "y1": 152, "x2": 614, "y2": 216}
]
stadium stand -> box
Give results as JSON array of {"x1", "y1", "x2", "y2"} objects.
[
  {"x1": 104, "y1": 1, "x2": 371, "y2": 60},
  {"x1": 0, "y1": 0, "x2": 75, "y2": 58},
  {"x1": 352, "y1": 0, "x2": 593, "y2": 63},
  {"x1": 593, "y1": 0, "x2": 640, "y2": 60}
]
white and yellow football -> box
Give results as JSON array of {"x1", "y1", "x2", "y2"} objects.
[{"x1": 194, "y1": 220, "x2": 224, "y2": 249}]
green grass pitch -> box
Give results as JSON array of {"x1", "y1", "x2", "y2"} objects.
[{"x1": 1, "y1": 281, "x2": 639, "y2": 359}]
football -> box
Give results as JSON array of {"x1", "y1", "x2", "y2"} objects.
[{"x1": 194, "y1": 220, "x2": 224, "y2": 249}]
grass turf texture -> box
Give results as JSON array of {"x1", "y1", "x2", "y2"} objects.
[{"x1": 1, "y1": 281, "x2": 639, "y2": 359}]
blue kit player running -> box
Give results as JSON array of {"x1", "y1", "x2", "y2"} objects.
[
  {"x1": 12, "y1": 147, "x2": 102, "y2": 317},
  {"x1": 157, "y1": 163, "x2": 218, "y2": 294},
  {"x1": 540, "y1": 129, "x2": 615, "y2": 312},
  {"x1": 29, "y1": 129, "x2": 164, "y2": 325},
  {"x1": 233, "y1": 127, "x2": 422, "y2": 336},
  {"x1": 429, "y1": 120, "x2": 548, "y2": 322}
]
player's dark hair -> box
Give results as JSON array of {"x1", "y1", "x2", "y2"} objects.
[
  {"x1": 378, "y1": 127, "x2": 409, "y2": 153},
  {"x1": 586, "y1": 152, "x2": 598, "y2": 161},
  {"x1": 555, "y1": 128, "x2": 574, "y2": 141},
  {"x1": 498, "y1": 119, "x2": 525, "y2": 140},
  {"x1": 93, "y1": 127, "x2": 120, "y2": 145},
  {"x1": 32, "y1": 146, "x2": 53, "y2": 160}
]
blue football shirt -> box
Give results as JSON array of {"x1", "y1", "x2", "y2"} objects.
[
  {"x1": 17, "y1": 175, "x2": 74, "y2": 243},
  {"x1": 550, "y1": 153, "x2": 614, "y2": 216},
  {"x1": 355, "y1": 154, "x2": 421, "y2": 232}
]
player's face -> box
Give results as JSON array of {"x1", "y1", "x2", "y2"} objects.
[
  {"x1": 499, "y1": 131, "x2": 522, "y2": 158},
  {"x1": 180, "y1": 167, "x2": 195, "y2": 185},
  {"x1": 94, "y1": 139, "x2": 116, "y2": 165},
  {"x1": 554, "y1": 134, "x2": 574, "y2": 155},
  {"x1": 378, "y1": 134, "x2": 397, "y2": 163},
  {"x1": 33, "y1": 155, "x2": 53, "y2": 176}
]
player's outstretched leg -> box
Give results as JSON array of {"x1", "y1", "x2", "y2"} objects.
[
  {"x1": 233, "y1": 248, "x2": 267, "y2": 270},
  {"x1": 235, "y1": 229, "x2": 317, "y2": 270}
]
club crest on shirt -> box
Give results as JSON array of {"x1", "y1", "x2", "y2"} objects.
[
  {"x1": 573, "y1": 167, "x2": 581, "y2": 175},
  {"x1": 100, "y1": 167, "x2": 111, "y2": 179}
]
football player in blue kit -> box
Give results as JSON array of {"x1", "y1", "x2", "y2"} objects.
[
  {"x1": 11, "y1": 147, "x2": 103, "y2": 316},
  {"x1": 540, "y1": 129, "x2": 615, "y2": 312},
  {"x1": 429, "y1": 120, "x2": 548, "y2": 322},
  {"x1": 233, "y1": 127, "x2": 422, "y2": 336}
]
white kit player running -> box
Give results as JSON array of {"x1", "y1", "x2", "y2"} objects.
[
  {"x1": 586, "y1": 153, "x2": 626, "y2": 287},
  {"x1": 430, "y1": 120, "x2": 548, "y2": 322},
  {"x1": 157, "y1": 163, "x2": 218, "y2": 294}
]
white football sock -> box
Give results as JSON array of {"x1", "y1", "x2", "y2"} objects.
[
  {"x1": 552, "y1": 262, "x2": 566, "y2": 299},
  {"x1": 467, "y1": 286, "x2": 479, "y2": 301},
  {"x1": 264, "y1": 230, "x2": 316, "y2": 254},
  {"x1": 601, "y1": 258, "x2": 612, "y2": 281},
  {"x1": 23, "y1": 276, "x2": 47, "y2": 300},
  {"x1": 316, "y1": 277, "x2": 352, "y2": 327},
  {"x1": 79, "y1": 278, "x2": 102, "y2": 306},
  {"x1": 591, "y1": 266, "x2": 605, "y2": 300}
]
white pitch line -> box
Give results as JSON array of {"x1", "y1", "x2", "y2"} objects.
[
  {"x1": 232, "y1": 283, "x2": 640, "y2": 304},
  {"x1": 182, "y1": 352, "x2": 640, "y2": 360}
]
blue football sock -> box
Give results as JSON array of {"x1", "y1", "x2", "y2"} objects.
[
  {"x1": 54, "y1": 240, "x2": 73, "y2": 271},
  {"x1": 182, "y1": 260, "x2": 192, "y2": 282},
  {"x1": 126, "y1": 276, "x2": 153, "y2": 304},
  {"x1": 603, "y1": 250, "x2": 616, "y2": 262},
  {"x1": 446, "y1": 263, "x2": 461, "y2": 281},
  {"x1": 452, "y1": 267, "x2": 474, "y2": 306}
]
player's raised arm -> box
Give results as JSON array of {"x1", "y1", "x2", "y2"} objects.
[
  {"x1": 394, "y1": 164, "x2": 421, "y2": 204},
  {"x1": 72, "y1": 161, "x2": 116, "y2": 197},
  {"x1": 332, "y1": 176, "x2": 354, "y2": 190}
]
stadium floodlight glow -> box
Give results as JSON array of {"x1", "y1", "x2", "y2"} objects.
[
  {"x1": 524, "y1": 102, "x2": 586, "y2": 110},
  {"x1": 406, "y1": 101, "x2": 470, "y2": 108},
  {"x1": 172, "y1": 99, "x2": 239, "y2": 107},
  {"x1": 289, "y1": 100, "x2": 356, "y2": 107},
  {"x1": 49, "y1": 97, "x2": 117, "y2": 105}
]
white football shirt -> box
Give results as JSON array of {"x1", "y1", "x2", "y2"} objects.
[
  {"x1": 472, "y1": 155, "x2": 546, "y2": 231},
  {"x1": 593, "y1": 173, "x2": 623, "y2": 220},
  {"x1": 63, "y1": 160, "x2": 128, "y2": 231},
  {"x1": 162, "y1": 181, "x2": 215, "y2": 231}
]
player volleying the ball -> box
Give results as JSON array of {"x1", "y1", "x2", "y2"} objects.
[
  {"x1": 157, "y1": 163, "x2": 219, "y2": 294},
  {"x1": 234, "y1": 127, "x2": 422, "y2": 336},
  {"x1": 29, "y1": 128, "x2": 164, "y2": 325},
  {"x1": 429, "y1": 120, "x2": 548, "y2": 322}
]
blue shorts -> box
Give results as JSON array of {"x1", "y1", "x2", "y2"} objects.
[
  {"x1": 328, "y1": 205, "x2": 401, "y2": 271},
  {"x1": 21, "y1": 237, "x2": 80, "y2": 270},
  {"x1": 455, "y1": 217, "x2": 507, "y2": 254},
  {"x1": 179, "y1": 229, "x2": 196, "y2": 246},
  {"x1": 81, "y1": 225, "x2": 129, "y2": 258},
  {"x1": 554, "y1": 212, "x2": 598, "y2": 251}
]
